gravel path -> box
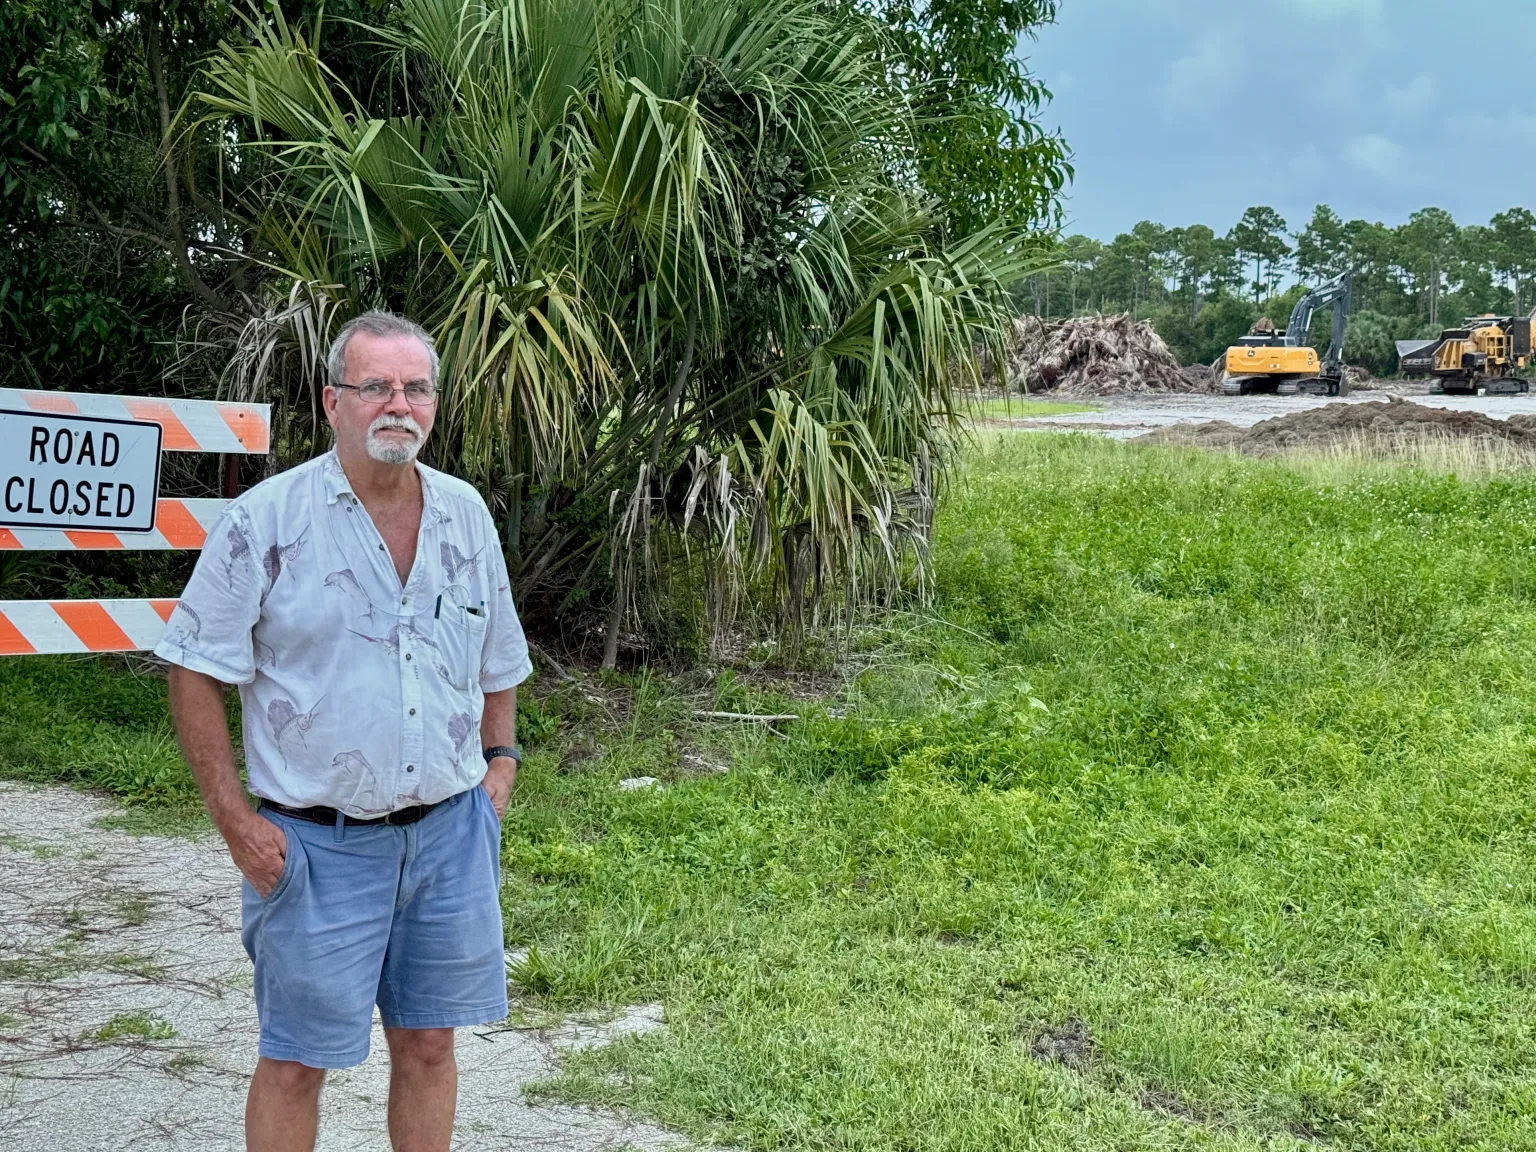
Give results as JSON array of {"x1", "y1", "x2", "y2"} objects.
[{"x1": 0, "y1": 781, "x2": 685, "y2": 1151}]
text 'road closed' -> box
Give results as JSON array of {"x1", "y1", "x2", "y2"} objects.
[{"x1": 0, "y1": 410, "x2": 162, "y2": 533}]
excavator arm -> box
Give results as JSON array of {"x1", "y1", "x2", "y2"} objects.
[{"x1": 1285, "y1": 272, "x2": 1352, "y2": 374}]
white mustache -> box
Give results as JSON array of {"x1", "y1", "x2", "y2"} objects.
[{"x1": 368, "y1": 414, "x2": 423, "y2": 441}]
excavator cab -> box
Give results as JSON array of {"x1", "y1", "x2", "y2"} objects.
[{"x1": 1223, "y1": 273, "x2": 1352, "y2": 396}]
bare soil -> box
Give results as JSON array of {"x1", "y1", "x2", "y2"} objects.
[{"x1": 1133, "y1": 395, "x2": 1536, "y2": 456}]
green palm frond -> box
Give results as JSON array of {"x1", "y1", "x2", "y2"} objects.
[{"x1": 191, "y1": 0, "x2": 1060, "y2": 658}]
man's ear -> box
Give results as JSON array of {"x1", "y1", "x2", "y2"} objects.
[{"x1": 321, "y1": 384, "x2": 339, "y2": 426}]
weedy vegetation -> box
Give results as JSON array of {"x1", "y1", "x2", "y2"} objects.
[
  {"x1": 6, "y1": 434, "x2": 1536, "y2": 1148},
  {"x1": 965, "y1": 396, "x2": 1101, "y2": 420},
  {"x1": 88, "y1": 1012, "x2": 177, "y2": 1044}
]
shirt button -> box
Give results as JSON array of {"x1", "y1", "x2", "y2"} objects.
[
  {"x1": 401, "y1": 597, "x2": 408, "y2": 606},
  {"x1": 406, "y1": 765, "x2": 415, "y2": 773},
  {"x1": 405, "y1": 653, "x2": 413, "y2": 661},
  {"x1": 409, "y1": 707, "x2": 416, "y2": 716}
]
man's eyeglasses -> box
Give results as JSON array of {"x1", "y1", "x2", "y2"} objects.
[{"x1": 333, "y1": 382, "x2": 439, "y2": 405}]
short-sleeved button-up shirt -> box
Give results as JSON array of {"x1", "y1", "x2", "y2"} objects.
[{"x1": 154, "y1": 450, "x2": 532, "y2": 816}]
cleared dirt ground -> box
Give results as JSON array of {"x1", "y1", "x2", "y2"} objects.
[
  {"x1": 986, "y1": 382, "x2": 1536, "y2": 442},
  {"x1": 0, "y1": 781, "x2": 687, "y2": 1151}
]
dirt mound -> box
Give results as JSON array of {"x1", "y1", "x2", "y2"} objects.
[
  {"x1": 1137, "y1": 420, "x2": 1247, "y2": 450},
  {"x1": 1137, "y1": 396, "x2": 1536, "y2": 456},
  {"x1": 995, "y1": 313, "x2": 1222, "y2": 397}
]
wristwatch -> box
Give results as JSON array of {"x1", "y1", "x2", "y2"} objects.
[{"x1": 483, "y1": 745, "x2": 523, "y2": 767}]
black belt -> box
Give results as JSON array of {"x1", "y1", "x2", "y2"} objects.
[{"x1": 259, "y1": 797, "x2": 445, "y2": 827}]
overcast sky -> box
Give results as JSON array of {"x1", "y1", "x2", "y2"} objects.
[{"x1": 1024, "y1": 0, "x2": 1536, "y2": 241}]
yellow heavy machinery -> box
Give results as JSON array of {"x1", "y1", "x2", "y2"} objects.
[
  {"x1": 1395, "y1": 311, "x2": 1535, "y2": 395},
  {"x1": 1223, "y1": 273, "x2": 1352, "y2": 396}
]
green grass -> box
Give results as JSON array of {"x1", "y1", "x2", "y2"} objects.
[
  {"x1": 966, "y1": 396, "x2": 1100, "y2": 419},
  {"x1": 8, "y1": 434, "x2": 1536, "y2": 1148},
  {"x1": 0, "y1": 656, "x2": 205, "y2": 810},
  {"x1": 504, "y1": 435, "x2": 1536, "y2": 1150}
]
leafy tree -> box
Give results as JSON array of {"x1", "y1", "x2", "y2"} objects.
[
  {"x1": 874, "y1": 0, "x2": 1071, "y2": 238},
  {"x1": 1399, "y1": 207, "x2": 1458, "y2": 325},
  {"x1": 1059, "y1": 233, "x2": 1102, "y2": 313},
  {"x1": 1227, "y1": 206, "x2": 1290, "y2": 303},
  {"x1": 1490, "y1": 207, "x2": 1536, "y2": 313},
  {"x1": 0, "y1": 0, "x2": 225, "y2": 390},
  {"x1": 1295, "y1": 204, "x2": 1349, "y2": 283},
  {"x1": 1167, "y1": 224, "x2": 1236, "y2": 315},
  {"x1": 0, "y1": 0, "x2": 400, "y2": 394}
]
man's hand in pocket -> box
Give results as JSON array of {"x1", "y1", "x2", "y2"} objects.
[{"x1": 481, "y1": 757, "x2": 516, "y2": 819}]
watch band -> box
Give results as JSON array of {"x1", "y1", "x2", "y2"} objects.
[{"x1": 483, "y1": 744, "x2": 522, "y2": 766}]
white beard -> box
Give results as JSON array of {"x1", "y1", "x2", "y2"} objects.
[{"x1": 366, "y1": 414, "x2": 425, "y2": 464}]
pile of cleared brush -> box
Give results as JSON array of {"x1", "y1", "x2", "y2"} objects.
[{"x1": 991, "y1": 313, "x2": 1220, "y2": 396}]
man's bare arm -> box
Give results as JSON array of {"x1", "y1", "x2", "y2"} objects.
[
  {"x1": 167, "y1": 665, "x2": 287, "y2": 895},
  {"x1": 479, "y1": 686, "x2": 517, "y2": 818}
]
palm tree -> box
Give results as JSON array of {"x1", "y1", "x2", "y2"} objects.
[{"x1": 192, "y1": 0, "x2": 1050, "y2": 661}]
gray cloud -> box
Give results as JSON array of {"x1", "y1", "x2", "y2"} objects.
[{"x1": 1026, "y1": 0, "x2": 1536, "y2": 238}]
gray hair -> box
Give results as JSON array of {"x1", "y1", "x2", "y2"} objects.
[{"x1": 326, "y1": 310, "x2": 439, "y2": 388}]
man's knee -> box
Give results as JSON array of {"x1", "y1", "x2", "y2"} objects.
[
  {"x1": 386, "y1": 1026, "x2": 455, "y2": 1069},
  {"x1": 255, "y1": 1055, "x2": 327, "y2": 1095}
]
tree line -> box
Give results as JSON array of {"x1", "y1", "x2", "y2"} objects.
[{"x1": 1017, "y1": 205, "x2": 1536, "y2": 375}]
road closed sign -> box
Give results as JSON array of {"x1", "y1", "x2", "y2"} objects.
[{"x1": 1, "y1": 410, "x2": 162, "y2": 533}]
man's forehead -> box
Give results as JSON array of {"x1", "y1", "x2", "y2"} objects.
[{"x1": 344, "y1": 331, "x2": 432, "y2": 376}]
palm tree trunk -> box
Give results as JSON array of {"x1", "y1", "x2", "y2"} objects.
[{"x1": 649, "y1": 303, "x2": 698, "y2": 469}]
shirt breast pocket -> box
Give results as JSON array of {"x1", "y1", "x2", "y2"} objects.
[{"x1": 441, "y1": 607, "x2": 488, "y2": 692}]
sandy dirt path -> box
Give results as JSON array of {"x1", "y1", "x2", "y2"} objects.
[
  {"x1": 0, "y1": 781, "x2": 685, "y2": 1151},
  {"x1": 987, "y1": 384, "x2": 1536, "y2": 440}
]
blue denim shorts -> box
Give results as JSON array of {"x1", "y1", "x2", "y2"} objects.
[{"x1": 240, "y1": 785, "x2": 507, "y2": 1069}]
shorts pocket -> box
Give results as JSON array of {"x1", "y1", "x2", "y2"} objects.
[
  {"x1": 264, "y1": 823, "x2": 301, "y2": 903},
  {"x1": 478, "y1": 782, "x2": 504, "y2": 825}
]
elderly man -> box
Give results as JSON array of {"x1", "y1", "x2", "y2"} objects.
[{"x1": 158, "y1": 310, "x2": 529, "y2": 1151}]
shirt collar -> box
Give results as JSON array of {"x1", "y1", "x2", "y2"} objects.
[{"x1": 321, "y1": 449, "x2": 446, "y2": 525}]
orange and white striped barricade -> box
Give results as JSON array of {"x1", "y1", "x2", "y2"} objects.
[{"x1": 0, "y1": 389, "x2": 271, "y2": 655}]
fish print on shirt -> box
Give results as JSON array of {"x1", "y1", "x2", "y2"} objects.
[
  {"x1": 169, "y1": 603, "x2": 201, "y2": 645},
  {"x1": 441, "y1": 542, "x2": 481, "y2": 586},
  {"x1": 331, "y1": 749, "x2": 381, "y2": 811},
  {"x1": 268, "y1": 695, "x2": 323, "y2": 767},
  {"x1": 253, "y1": 637, "x2": 277, "y2": 670},
  {"x1": 222, "y1": 524, "x2": 252, "y2": 590},
  {"x1": 324, "y1": 568, "x2": 378, "y2": 625},
  {"x1": 261, "y1": 529, "x2": 309, "y2": 599},
  {"x1": 448, "y1": 711, "x2": 475, "y2": 756},
  {"x1": 349, "y1": 624, "x2": 401, "y2": 653}
]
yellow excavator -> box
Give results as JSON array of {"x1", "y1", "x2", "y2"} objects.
[
  {"x1": 1395, "y1": 311, "x2": 1535, "y2": 395},
  {"x1": 1223, "y1": 273, "x2": 1352, "y2": 396}
]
